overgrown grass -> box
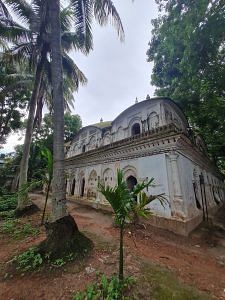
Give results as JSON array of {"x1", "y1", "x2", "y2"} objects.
[{"x1": 132, "y1": 262, "x2": 212, "y2": 300}]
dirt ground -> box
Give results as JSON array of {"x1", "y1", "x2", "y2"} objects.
[{"x1": 0, "y1": 193, "x2": 225, "y2": 300}]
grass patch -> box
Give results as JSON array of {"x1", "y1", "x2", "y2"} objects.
[
  {"x1": 0, "y1": 210, "x2": 15, "y2": 220},
  {"x1": 11, "y1": 247, "x2": 83, "y2": 274},
  {"x1": 132, "y1": 262, "x2": 212, "y2": 300},
  {"x1": 0, "y1": 219, "x2": 39, "y2": 240}
]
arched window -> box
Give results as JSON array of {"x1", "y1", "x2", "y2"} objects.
[
  {"x1": 82, "y1": 145, "x2": 86, "y2": 153},
  {"x1": 131, "y1": 123, "x2": 140, "y2": 136}
]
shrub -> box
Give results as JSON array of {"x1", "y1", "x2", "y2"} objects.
[
  {"x1": 0, "y1": 194, "x2": 17, "y2": 212},
  {"x1": 13, "y1": 247, "x2": 43, "y2": 271},
  {"x1": 73, "y1": 275, "x2": 135, "y2": 300}
]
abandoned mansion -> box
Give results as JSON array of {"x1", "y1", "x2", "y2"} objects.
[{"x1": 65, "y1": 97, "x2": 225, "y2": 235}]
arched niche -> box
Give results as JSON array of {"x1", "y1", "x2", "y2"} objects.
[
  {"x1": 149, "y1": 112, "x2": 159, "y2": 129},
  {"x1": 117, "y1": 126, "x2": 124, "y2": 140},
  {"x1": 122, "y1": 165, "x2": 137, "y2": 181},
  {"x1": 131, "y1": 123, "x2": 141, "y2": 136},
  {"x1": 88, "y1": 136, "x2": 96, "y2": 150},
  {"x1": 82, "y1": 144, "x2": 86, "y2": 153},
  {"x1": 103, "y1": 134, "x2": 111, "y2": 146},
  {"x1": 87, "y1": 169, "x2": 98, "y2": 197},
  {"x1": 103, "y1": 168, "x2": 114, "y2": 187},
  {"x1": 192, "y1": 169, "x2": 201, "y2": 210}
]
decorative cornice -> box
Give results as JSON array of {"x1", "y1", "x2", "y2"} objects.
[{"x1": 65, "y1": 123, "x2": 223, "y2": 179}]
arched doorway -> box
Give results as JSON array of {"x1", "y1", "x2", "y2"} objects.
[
  {"x1": 126, "y1": 175, "x2": 137, "y2": 202},
  {"x1": 126, "y1": 176, "x2": 137, "y2": 191},
  {"x1": 131, "y1": 123, "x2": 140, "y2": 136},
  {"x1": 82, "y1": 145, "x2": 86, "y2": 153},
  {"x1": 80, "y1": 178, "x2": 85, "y2": 197},
  {"x1": 71, "y1": 178, "x2": 76, "y2": 196}
]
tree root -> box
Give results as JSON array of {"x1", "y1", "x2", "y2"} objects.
[
  {"x1": 15, "y1": 203, "x2": 40, "y2": 217},
  {"x1": 38, "y1": 214, "x2": 93, "y2": 260}
]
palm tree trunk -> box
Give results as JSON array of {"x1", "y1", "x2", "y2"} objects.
[
  {"x1": 119, "y1": 221, "x2": 124, "y2": 281},
  {"x1": 17, "y1": 61, "x2": 44, "y2": 211},
  {"x1": 41, "y1": 178, "x2": 51, "y2": 225},
  {"x1": 49, "y1": 0, "x2": 67, "y2": 221}
]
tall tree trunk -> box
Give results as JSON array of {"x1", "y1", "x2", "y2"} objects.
[
  {"x1": 41, "y1": 178, "x2": 51, "y2": 225},
  {"x1": 38, "y1": 0, "x2": 93, "y2": 259},
  {"x1": 49, "y1": 0, "x2": 67, "y2": 221},
  {"x1": 17, "y1": 61, "x2": 44, "y2": 211}
]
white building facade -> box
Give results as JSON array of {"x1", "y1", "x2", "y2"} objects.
[{"x1": 65, "y1": 97, "x2": 225, "y2": 235}]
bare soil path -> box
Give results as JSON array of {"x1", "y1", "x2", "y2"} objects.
[{"x1": 0, "y1": 193, "x2": 225, "y2": 300}]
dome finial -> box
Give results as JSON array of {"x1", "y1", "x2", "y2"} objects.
[
  {"x1": 135, "y1": 97, "x2": 138, "y2": 104},
  {"x1": 100, "y1": 117, "x2": 103, "y2": 122}
]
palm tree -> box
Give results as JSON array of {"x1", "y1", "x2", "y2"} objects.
[
  {"x1": 40, "y1": 0, "x2": 124, "y2": 255},
  {"x1": 99, "y1": 170, "x2": 166, "y2": 281},
  {"x1": 49, "y1": 0, "x2": 124, "y2": 222},
  {"x1": 1, "y1": 0, "x2": 87, "y2": 212}
]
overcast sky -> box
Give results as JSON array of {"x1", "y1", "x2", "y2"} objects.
[{"x1": 1, "y1": 0, "x2": 158, "y2": 153}]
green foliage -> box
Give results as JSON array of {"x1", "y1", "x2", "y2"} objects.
[
  {"x1": 0, "y1": 219, "x2": 39, "y2": 239},
  {"x1": 0, "y1": 59, "x2": 31, "y2": 144},
  {"x1": 51, "y1": 258, "x2": 66, "y2": 267},
  {"x1": 33, "y1": 112, "x2": 82, "y2": 148},
  {"x1": 12, "y1": 248, "x2": 77, "y2": 273},
  {"x1": 99, "y1": 170, "x2": 165, "y2": 225},
  {"x1": 0, "y1": 194, "x2": 17, "y2": 212},
  {"x1": 0, "y1": 209, "x2": 15, "y2": 220},
  {"x1": 98, "y1": 169, "x2": 164, "y2": 280},
  {"x1": 73, "y1": 275, "x2": 135, "y2": 300},
  {"x1": 13, "y1": 247, "x2": 43, "y2": 272},
  {"x1": 147, "y1": 0, "x2": 225, "y2": 171},
  {"x1": 0, "y1": 219, "x2": 17, "y2": 234}
]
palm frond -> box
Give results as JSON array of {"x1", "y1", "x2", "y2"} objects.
[
  {"x1": 93, "y1": 0, "x2": 124, "y2": 41},
  {"x1": 0, "y1": 0, "x2": 12, "y2": 23},
  {"x1": 60, "y1": 5, "x2": 73, "y2": 32},
  {"x1": 132, "y1": 177, "x2": 154, "y2": 196},
  {"x1": 0, "y1": 21, "x2": 31, "y2": 43},
  {"x1": 4, "y1": 0, "x2": 34, "y2": 24},
  {"x1": 9, "y1": 42, "x2": 34, "y2": 63},
  {"x1": 62, "y1": 52, "x2": 87, "y2": 90},
  {"x1": 61, "y1": 31, "x2": 87, "y2": 53},
  {"x1": 70, "y1": 0, "x2": 93, "y2": 52}
]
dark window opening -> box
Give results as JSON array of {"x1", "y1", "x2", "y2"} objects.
[
  {"x1": 71, "y1": 178, "x2": 76, "y2": 196},
  {"x1": 80, "y1": 178, "x2": 85, "y2": 197},
  {"x1": 193, "y1": 182, "x2": 201, "y2": 209},
  {"x1": 126, "y1": 176, "x2": 138, "y2": 201},
  {"x1": 131, "y1": 123, "x2": 141, "y2": 136},
  {"x1": 82, "y1": 145, "x2": 86, "y2": 153}
]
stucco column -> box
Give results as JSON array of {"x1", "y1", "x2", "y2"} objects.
[{"x1": 169, "y1": 152, "x2": 186, "y2": 219}]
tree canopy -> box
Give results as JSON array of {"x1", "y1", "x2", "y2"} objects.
[
  {"x1": 147, "y1": 0, "x2": 225, "y2": 171},
  {"x1": 33, "y1": 112, "x2": 82, "y2": 149}
]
